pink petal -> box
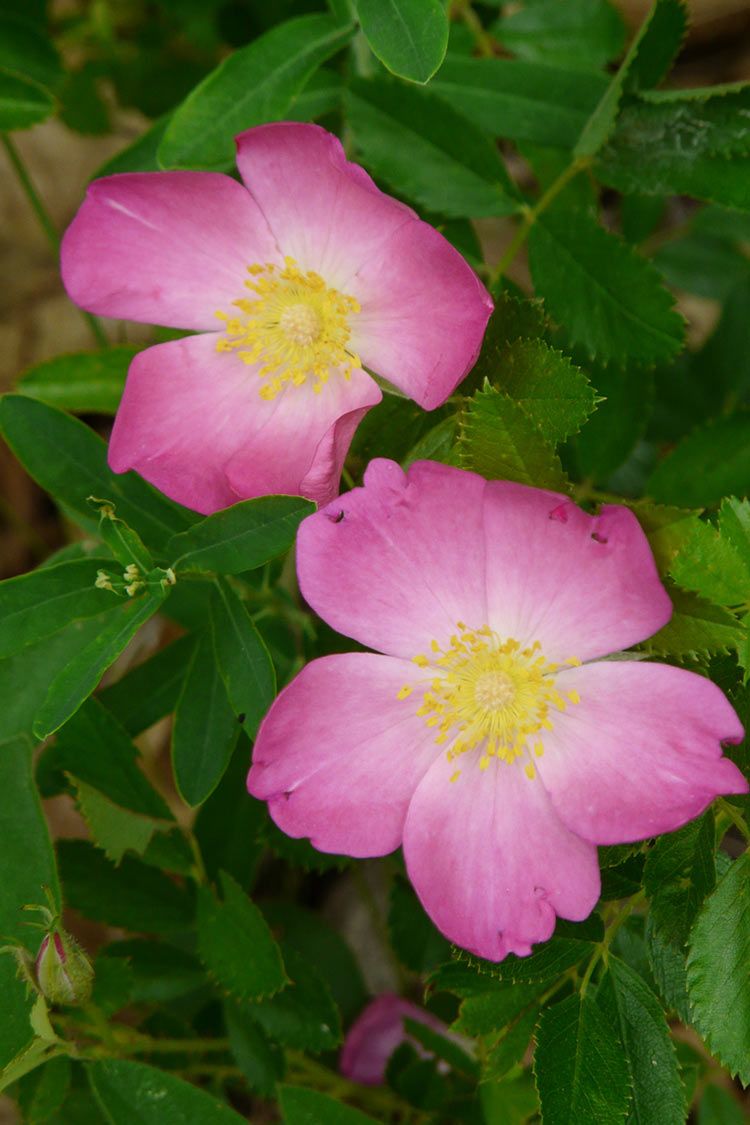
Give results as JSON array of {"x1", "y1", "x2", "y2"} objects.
[
  {"x1": 61, "y1": 172, "x2": 279, "y2": 330},
  {"x1": 340, "y1": 995, "x2": 449, "y2": 1086},
  {"x1": 296, "y1": 460, "x2": 489, "y2": 659},
  {"x1": 235, "y1": 123, "x2": 492, "y2": 409},
  {"x1": 482, "y1": 483, "x2": 673, "y2": 663},
  {"x1": 536, "y1": 660, "x2": 747, "y2": 844},
  {"x1": 108, "y1": 334, "x2": 381, "y2": 514},
  {"x1": 403, "y1": 751, "x2": 600, "y2": 961},
  {"x1": 234, "y1": 123, "x2": 415, "y2": 291},
  {"x1": 248, "y1": 654, "x2": 441, "y2": 857},
  {"x1": 349, "y1": 220, "x2": 493, "y2": 409}
]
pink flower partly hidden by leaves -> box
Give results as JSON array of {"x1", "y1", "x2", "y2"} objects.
[
  {"x1": 249, "y1": 459, "x2": 747, "y2": 962},
  {"x1": 340, "y1": 994, "x2": 458, "y2": 1086},
  {"x1": 61, "y1": 124, "x2": 492, "y2": 514}
]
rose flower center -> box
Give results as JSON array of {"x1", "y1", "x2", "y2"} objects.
[
  {"x1": 398, "y1": 624, "x2": 582, "y2": 782},
  {"x1": 215, "y1": 256, "x2": 361, "y2": 400}
]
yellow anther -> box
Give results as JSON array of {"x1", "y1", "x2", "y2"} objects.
[
  {"x1": 525, "y1": 763, "x2": 536, "y2": 780},
  {"x1": 396, "y1": 686, "x2": 412, "y2": 700},
  {"x1": 215, "y1": 257, "x2": 359, "y2": 398},
  {"x1": 398, "y1": 624, "x2": 580, "y2": 780},
  {"x1": 450, "y1": 769, "x2": 461, "y2": 783}
]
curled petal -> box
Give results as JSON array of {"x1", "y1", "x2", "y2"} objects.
[{"x1": 109, "y1": 334, "x2": 381, "y2": 514}]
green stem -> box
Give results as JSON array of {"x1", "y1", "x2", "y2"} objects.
[
  {"x1": 579, "y1": 889, "x2": 646, "y2": 997},
  {"x1": 186, "y1": 829, "x2": 210, "y2": 885},
  {"x1": 1, "y1": 133, "x2": 108, "y2": 349},
  {"x1": 489, "y1": 156, "x2": 591, "y2": 287},
  {"x1": 456, "y1": 1, "x2": 496, "y2": 58}
]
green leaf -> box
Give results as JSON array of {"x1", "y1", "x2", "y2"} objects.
[
  {"x1": 431, "y1": 58, "x2": 608, "y2": 148},
  {"x1": 94, "y1": 115, "x2": 171, "y2": 178},
  {"x1": 403, "y1": 1018, "x2": 478, "y2": 1079},
  {"x1": 345, "y1": 77, "x2": 519, "y2": 219},
  {"x1": 40, "y1": 698, "x2": 173, "y2": 820},
  {"x1": 169, "y1": 495, "x2": 313, "y2": 575},
  {"x1": 194, "y1": 734, "x2": 267, "y2": 889},
  {"x1": 533, "y1": 994, "x2": 631, "y2": 1125},
  {"x1": 17, "y1": 347, "x2": 136, "y2": 415},
  {"x1": 0, "y1": 610, "x2": 117, "y2": 744},
  {"x1": 58, "y1": 839, "x2": 193, "y2": 934},
  {"x1": 598, "y1": 91, "x2": 750, "y2": 210},
  {"x1": 210, "y1": 579, "x2": 275, "y2": 741},
  {"x1": 388, "y1": 874, "x2": 450, "y2": 973},
  {"x1": 356, "y1": 0, "x2": 448, "y2": 84},
  {"x1": 641, "y1": 584, "x2": 744, "y2": 660},
  {"x1": 0, "y1": 957, "x2": 34, "y2": 1071},
  {"x1": 288, "y1": 68, "x2": 344, "y2": 123},
  {"x1": 251, "y1": 946, "x2": 340, "y2": 1051},
  {"x1": 645, "y1": 916, "x2": 690, "y2": 1022},
  {"x1": 493, "y1": 0, "x2": 625, "y2": 71},
  {"x1": 0, "y1": 15, "x2": 62, "y2": 92},
  {"x1": 196, "y1": 871, "x2": 286, "y2": 1001},
  {"x1": 17, "y1": 1055, "x2": 71, "y2": 1123},
  {"x1": 0, "y1": 559, "x2": 116, "y2": 658},
  {"x1": 623, "y1": 0, "x2": 688, "y2": 92},
  {"x1": 643, "y1": 813, "x2": 716, "y2": 950},
  {"x1": 0, "y1": 70, "x2": 54, "y2": 130},
  {"x1": 477, "y1": 336, "x2": 596, "y2": 443},
  {"x1": 670, "y1": 519, "x2": 750, "y2": 608},
  {"x1": 575, "y1": 0, "x2": 688, "y2": 158},
  {"x1": 573, "y1": 364, "x2": 653, "y2": 481},
  {"x1": 88, "y1": 1059, "x2": 246, "y2": 1124},
  {"x1": 103, "y1": 939, "x2": 204, "y2": 1004},
  {"x1": 485, "y1": 1005, "x2": 540, "y2": 1082},
  {"x1": 0, "y1": 395, "x2": 196, "y2": 552},
  {"x1": 225, "y1": 1003, "x2": 284, "y2": 1097},
  {"x1": 455, "y1": 981, "x2": 543, "y2": 1037},
  {"x1": 648, "y1": 412, "x2": 750, "y2": 507},
  {"x1": 654, "y1": 232, "x2": 750, "y2": 301},
  {"x1": 697, "y1": 1084, "x2": 747, "y2": 1125},
  {"x1": 159, "y1": 15, "x2": 353, "y2": 170},
  {"x1": 628, "y1": 499, "x2": 701, "y2": 575},
  {"x1": 0, "y1": 736, "x2": 59, "y2": 947},
  {"x1": 528, "y1": 209, "x2": 684, "y2": 363},
  {"x1": 453, "y1": 929, "x2": 598, "y2": 986},
  {"x1": 171, "y1": 632, "x2": 239, "y2": 807},
  {"x1": 263, "y1": 902, "x2": 367, "y2": 1026},
  {"x1": 687, "y1": 850, "x2": 750, "y2": 1085},
  {"x1": 72, "y1": 780, "x2": 169, "y2": 866},
  {"x1": 279, "y1": 1085, "x2": 378, "y2": 1125},
  {"x1": 99, "y1": 633, "x2": 196, "y2": 737},
  {"x1": 597, "y1": 957, "x2": 684, "y2": 1125},
  {"x1": 33, "y1": 591, "x2": 167, "y2": 740},
  {"x1": 460, "y1": 381, "x2": 570, "y2": 492}
]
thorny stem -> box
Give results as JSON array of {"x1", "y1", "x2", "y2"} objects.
[
  {"x1": 489, "y1": 156, "x2": 592, "y2": 288},
  {"x1": 1, "y1": 133, "x2": 108, "y2": 349}
]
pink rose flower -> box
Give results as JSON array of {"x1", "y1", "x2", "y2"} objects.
[
  {"x1": 340, "y1": 994, "x2": 456, "y2": 1086},
  {"x1": 248, "y1": 459, "x2": 747, "y2": 962},
  {"x1": 61, "y1": 124, "x2": 492, "y2": 514}
]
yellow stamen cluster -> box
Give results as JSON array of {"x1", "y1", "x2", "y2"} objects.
[
  {"x1": 398, "y1": 624, "x2": 581, "y2": 781},
  {"x1": 215, "y1": 257, "x2": 361, "y2": 399}
]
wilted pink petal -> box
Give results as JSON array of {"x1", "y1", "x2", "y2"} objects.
[{"x1": 340, "y1": 995, "x2": 452, "y2": 1086}]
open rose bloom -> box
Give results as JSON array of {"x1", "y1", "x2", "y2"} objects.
[
  {"x1": 60, "y1": 124, "x2": 491, "y2": 513},
  {"x1": 249, "y1": 459, "x2": 747, "y2": 961}
]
